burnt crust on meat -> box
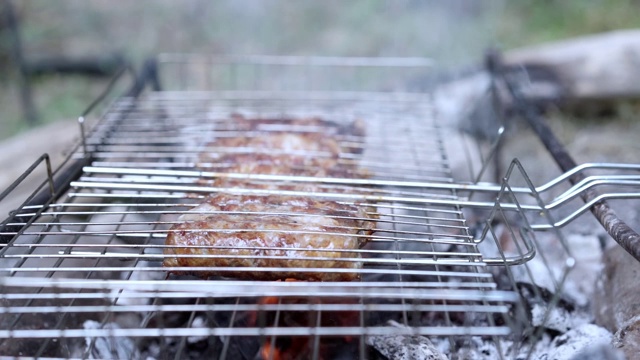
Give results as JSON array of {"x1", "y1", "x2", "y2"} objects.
[{"x1": 163, "y1": 194, "x2": 375, "y2": 281}]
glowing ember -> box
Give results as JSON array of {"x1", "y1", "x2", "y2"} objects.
[{"x1": 246, "y1": 279, "x2": 359, "y2": 360}]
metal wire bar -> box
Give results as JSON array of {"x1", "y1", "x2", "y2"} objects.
[
  {"x1": 0, "y1": 90, "x2": 545, "y2": 298},
  {"x1": 80, "y1": 164, "x2": 640, "y2": 203},
  {"x1": 0, "y1": 325, "x2": 511, "y2": 339},
  {"x1": 0, "y1": 56, "x2": 551, "y2": 358}
]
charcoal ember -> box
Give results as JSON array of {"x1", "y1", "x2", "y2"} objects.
[
  {"x1": 594, "y1": 245, "x2": 640, "y2": 359},
  {"x1": 365, "y1": 320, "x2": 447, "y2": 360}
]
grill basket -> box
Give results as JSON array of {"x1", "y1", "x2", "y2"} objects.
[{"x1": 0, "y1": 55, "x2": 638, "y2": 360}]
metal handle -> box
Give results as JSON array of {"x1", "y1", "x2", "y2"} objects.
[
  {"x1": 488, "y1": 50, "x2": 640, "y2": 263},
  {"x1": 0, "y1": 154, "x2": 54, "y2": 243}
]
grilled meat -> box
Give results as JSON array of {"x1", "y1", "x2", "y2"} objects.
[
  {"x1": 197, "y1": 115, "x2": 365, "y2": 177},
  {"x1": 165, "y1": 116, "x2": 375, "y2": 281},
  {"x1": 164, "y1": 194, "x2": 375, "y2": 281}
]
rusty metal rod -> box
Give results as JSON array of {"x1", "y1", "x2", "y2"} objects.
[{"x1": 487, "y1": 51, "x2": 640, "y2": 263}]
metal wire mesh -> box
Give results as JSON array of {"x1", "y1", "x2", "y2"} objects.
[{"x1": 3, "y1": 55, "x2": 637, "y2": 359}]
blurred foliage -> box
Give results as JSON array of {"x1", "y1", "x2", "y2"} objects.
[
  {"x1": 497, "y1": 0, "x2": 640, "y2": 47},
  {"x1": 1, "y1": 0, "x2": 640, "y2": 140},
  {"x1": 15, "y1": 1, "x2": 501, "y2": 63},
  {"x1": 0, "y1": 77, "x2": 109, "y2": 140}
]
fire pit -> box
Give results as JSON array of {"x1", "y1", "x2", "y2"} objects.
[{"x1": 0, "y1": 55, "x2": 638, "y2": 359}]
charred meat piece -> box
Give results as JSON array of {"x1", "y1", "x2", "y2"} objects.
[
  {"x1": 164, "y1": 194, "x2": 375, "y2": 281},
  {"x1": 197, "y1": 116, "x2": 365, "y2": 178},
  {"x1": 166, "y1": 116, "x2": 375, "y2": 281}
]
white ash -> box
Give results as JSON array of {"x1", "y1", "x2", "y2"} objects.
[
  {"x1": 451, "y1": 336, "x2": 514, "y2": 360},
  {"x1": 568, "y1": 343, "x2": 626, "y2": 360},
  {"x1": 145, "y1": 342, "x2": 161, "y2": 360},
  {"x1": 544, "y1": 324, "x2": 615, "y2": 360},
  {"x1": 453, "y1": 324, "x2": 617, "y2": 360},
  {"x1": 530, "y1": 303, "x2": 592, "y2": 333},
  {"x1": 508, "y1": 232, "x2": 600, "y2": 302},
  {"x1": 187, "y1": 316, "x2": 208, "y2": 344},
  {"x1": 83, "y1": 320, "x2": 141, "y2": 360},
  {"x1": 366, "y1": 320, "x2": 447, "y2": 360},
  {"x1": 479, "y1": 222, "x2": 602, "y2": 308},
  {"x1": 429, "y1": 337, "x2": 451, "y2": 357},
  {"x1": 84, "y1": 205, "x2": 150, "y2": 233},
  {"x1": 96, "y1": 204, "x2": 165, "y2": 307},
  {"x1": 455, "y1": 227, "x2": 617, "y2": 359},
  {"x1": 121, "y1": 260, "x2": 165, "y2": 282},
  {"x1": 561, "y1": 234, "x2": 604, "y2": 307},
  {"x1": 112, "y1": 260, "x2": 166, "y2": 306}
]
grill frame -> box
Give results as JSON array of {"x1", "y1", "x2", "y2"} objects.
[{"x1": 3, "y1": 54, "x2": 636, "y2": 359}]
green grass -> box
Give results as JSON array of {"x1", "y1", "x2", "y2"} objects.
[{"x1": 0, "y1": 75, "x2": 109, "y2": 140}]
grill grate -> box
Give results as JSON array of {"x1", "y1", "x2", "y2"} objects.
[
  {"x1": 0, "y1": 93, "x2": 520, "y2": 358},
  {"x1": 1, "y1": 55, "x2": 638, "y2": 359}
]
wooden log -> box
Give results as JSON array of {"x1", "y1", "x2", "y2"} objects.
[
  {"x1": 503, "y1": 30, "x2": 640, "y2": 101},
  {"x1": 439, "y1": 31, "x2": 640, "y2": 146}
]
